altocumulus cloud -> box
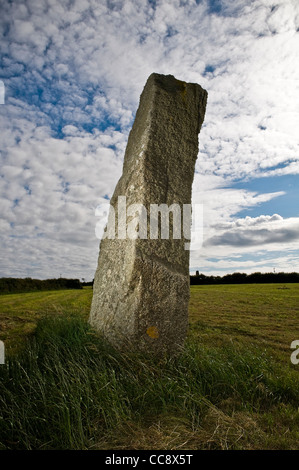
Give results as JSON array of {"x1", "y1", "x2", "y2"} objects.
[{"x1": 0, "y1": 0, "x2": 299, "y2": 278}]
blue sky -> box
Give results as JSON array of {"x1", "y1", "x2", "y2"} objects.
[
  {"x1": 234, "y1": 175, "x2": 299, "y2": 218},
  {"x1": 0, "y1": 0, "x2": 299, "y2": 280}
]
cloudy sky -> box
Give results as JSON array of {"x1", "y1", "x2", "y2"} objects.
[{"x1": 0, "y1": 0, "x2": 299, "y2": 280}]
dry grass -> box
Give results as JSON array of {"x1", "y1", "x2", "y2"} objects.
[
  {"x1": 0, "y1": 284, "x2": 298, "y2": 450},
  {"x1": 189, "y1": 283, "x2": 299, "y2": 364}
]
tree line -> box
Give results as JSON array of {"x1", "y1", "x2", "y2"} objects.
[
  {"x1": 1, "y1": 272, "x2": 298, "y2": 294},
  {"x1": 190, "y1": 271, "x2": 299, "y2": 285},
  {"x1": 0, "y1": 277, "x2": 82, "y2": 294}
]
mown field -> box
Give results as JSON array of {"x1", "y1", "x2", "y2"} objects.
[
  {"x1": 0, "y1": 288, "x2": 92, "y2": 353},
  {"x1": 0, "y1": 284, "x2": 298, "y2": 450},
  {"x1": 189, "y1": 283, "x2": 299, "y2": 364}
]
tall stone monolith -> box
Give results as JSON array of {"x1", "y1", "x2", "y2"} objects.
[{"x1": 89, "y1": 73, "x2": 207, "y2": 355}]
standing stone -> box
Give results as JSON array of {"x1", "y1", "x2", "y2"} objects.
[{"x1": 90, "y1": 73, "x2": 207, "y2": 355}]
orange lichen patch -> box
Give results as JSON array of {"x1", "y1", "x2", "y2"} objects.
[{"x1": 146, "y1": 326, "x2": 159, "y2": 339}]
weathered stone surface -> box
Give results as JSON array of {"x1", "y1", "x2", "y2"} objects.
[{"x1": 89, "y1": 73, "x2": 207, "y2": 354}]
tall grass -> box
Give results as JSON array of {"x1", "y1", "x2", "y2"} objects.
[{"x1": 0, "y1": 314, "x2": 298, "y2": 450}]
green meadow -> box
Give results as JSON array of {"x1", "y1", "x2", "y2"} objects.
[{"x1": 0, "y1": 284, "x2": 298, "y2": 450}]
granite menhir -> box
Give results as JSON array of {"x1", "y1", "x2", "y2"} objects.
[{"x1": 89, "y1": 73, "x2": 207, "y2": 355}]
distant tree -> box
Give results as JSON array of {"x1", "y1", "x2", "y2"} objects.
[
  {"x1": 189, "y1": 271, "x2": 299, "y2": 285},
  {"x1": 0, "y1": 277, "x2": 82, "y2": 295}
]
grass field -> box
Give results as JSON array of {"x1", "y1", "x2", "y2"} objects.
[
  {"x1": 189, "y1": 284, "x2": 299, "y2": 364},
  {"x1": 0, "y1": 284, "x2": 298, "y2": 450},
  {"x1": 0, "y1": 288, "x2": 92, "y2": 353}
]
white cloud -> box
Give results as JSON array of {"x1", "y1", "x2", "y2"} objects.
[
  {"x1": 0, "y1": 0, "x2": 299, "y2": 278},
  {"x1": 207, "y1": 214, "x2": 299, "y2": 248},
  {"x1": 191, "y1": 250, "x2": 299, "y2": 276}
]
